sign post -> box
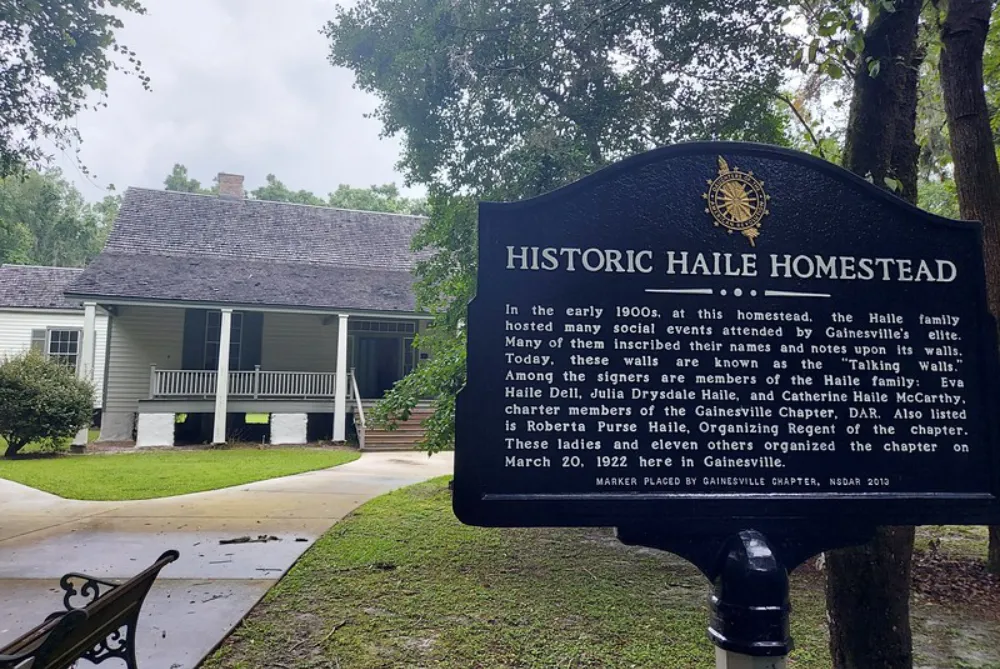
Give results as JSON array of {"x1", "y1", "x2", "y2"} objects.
[
  {"x1": 453, "y1": 142, "x2": 1000, "y2": 661},
  {"x1": 716, "y1": 651, "x2": 785, "y2": 669}
]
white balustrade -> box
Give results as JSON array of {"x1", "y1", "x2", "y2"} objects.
[{"x1": 150, "y1": 366, "x2": 337, "y2": 399}]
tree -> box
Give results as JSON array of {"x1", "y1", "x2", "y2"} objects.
[
  {"x1": 938, "y1": 0, "x2": 1000, "y2": 574},
  {"x1": 165, "y1": 166, "x2": 428, "y2": 214},
  {"x1": 367, "y1": 189, "x2": 476, "y2": 449},
  {"x1": 0, "y1": 169, "x2": 110, "y2": 267},
  {"x1": 0, "y1": 0, "x2": 149, "y2": 177},
  {"x1": 326, "y1": 0, "x2": 794, "y2": 451},
  {"x1": 326, "y1": 0, "x2": 791, "y2": 195},
  {"x1": 94, "y1": 191, "x2": 122, "y2": 249},
  {"x1": 253, "y1": 175, "x2": 428, "y2": 213},
  {"x1": 0, "y1": 352, "x2": 93, "y2": 458},
  {"x1": 917, "y1": 176, "x2": 960, "y2": 218},
  {"x1": 164, "y1": 164, "x2": 213, "y2": 194},
  {"x1": 250, "y1": 174, "x2": 326, "y2": 206},
  {"x1": 823, "y1": 0, "x2": 923, "y2": 667},
  {"x1": 328, "y1": 183, "x2": 428, "y2": 215},
  {"x1": 0, "y1": 219, "x2": 32, "y2": 265}
]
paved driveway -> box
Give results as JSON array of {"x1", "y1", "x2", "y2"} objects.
[{"x1": 0, "y1": 450, "x2": 454, "y2": 669}]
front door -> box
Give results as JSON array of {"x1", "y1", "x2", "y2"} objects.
[{"x1": 356, "y1": 336, "x2": 402, "y2": 399}]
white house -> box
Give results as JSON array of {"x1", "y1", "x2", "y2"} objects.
[
  {"x1": 66, "y1": 173, "x2": 431, "y2": 448},
  {"x1": 0, "y1": 264, "x2": 109, "y2": 420}
]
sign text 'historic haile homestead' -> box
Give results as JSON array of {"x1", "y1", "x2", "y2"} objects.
[{"x1": 453, "y1": 142, "x2": 1000, "y2": 530}]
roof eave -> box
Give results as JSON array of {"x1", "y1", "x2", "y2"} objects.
[
  {"x1": 63, "y1": 292, "x2": 432, "y2": 320},
  {"x1": 0, "y1": 306, "x2": 85, "y2": 314}
]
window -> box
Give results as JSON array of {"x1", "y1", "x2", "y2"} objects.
[
  {"x1": 204, "y1": 311, "x2": 243, "y2": 371},
  {"x1": 42, "y1": 329, "x2": 81, "y2": 369},
  {"x1": 348, "y1": 320, "x2": 416, "y2": 334}
]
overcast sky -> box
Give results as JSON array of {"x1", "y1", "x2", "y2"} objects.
[{"x1": 54, "y1": 0, "x2": 412, "y2": 201}]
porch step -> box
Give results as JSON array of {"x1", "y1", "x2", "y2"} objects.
[{"x1": 360, "y1": 407, "x2": 434, "y2": 451}]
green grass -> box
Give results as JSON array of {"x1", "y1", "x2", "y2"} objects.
[
  {"x1": 1, "y1": 429, "x2": 100, "y2": 455},
  {"x1": 916, "y1": 525, "x2": 990, "y2": 558},
  {"x1": 204, "y1": 478, "x2": 1000, "y2": 669},
  {"x1": 0, "y1": 447, "x2": 359, "y2": 500},
  {"x1": 204, "y1": 477, "x2": 828, "y2": 668}
]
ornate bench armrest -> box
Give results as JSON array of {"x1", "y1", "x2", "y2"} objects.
[{"x1": 59, "y1": 573, "x2": 120, "y2": 610}]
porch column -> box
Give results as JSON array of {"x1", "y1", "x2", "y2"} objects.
[
  {"x1": 333, "y1": 313, "x2": 349, "y2": 441},
  {"x1": 73, "y1": 302, "x2": 98, "y2": 447},
  {"x1": 212, "y1": 308, "x2": 233, "y2": 444}
]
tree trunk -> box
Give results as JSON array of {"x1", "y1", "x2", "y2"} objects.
[
  {"x1": 826, "y1": 1, "x2": 922, "y2": 667},
  {"x1": 4, "y1": 442, "x2": 22, "y2": 458},
  {"x1": 826, "y1": 527, "x2": 916, "y2": 668},
  {"x1": 840, "y1": 0, "x2": 922, "y2": 186},
  {"x1": 939, "y1": 0, "x2": 1000, "y2": 576},
  {"x1": 891, "y1": 42, "x2": 925, "y2": 203}
]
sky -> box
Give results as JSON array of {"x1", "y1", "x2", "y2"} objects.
[{"x1": 54, "y1": 0, "x2": 412, "y2": 201}]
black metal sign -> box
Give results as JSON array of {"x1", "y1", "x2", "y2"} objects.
[{"x1": 453, "y1": 142, "x2": 1000, "y2": 531}]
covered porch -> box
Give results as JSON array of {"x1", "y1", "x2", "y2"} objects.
[{"x1": 83, "y1": 301, "x2": 425, "y2": 447}]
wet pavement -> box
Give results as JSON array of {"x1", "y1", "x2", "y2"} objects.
[{"x1": 0, "y1": 451, "x2": 454, "y2": 668}]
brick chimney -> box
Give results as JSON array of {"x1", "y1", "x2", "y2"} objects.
[{"x1": 217, "y1": 173, "x2": 244, "y2": 198}]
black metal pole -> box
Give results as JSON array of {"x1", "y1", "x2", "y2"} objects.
[{"x1": 708, "y1": 530, "x2": 790, "y2": 668}]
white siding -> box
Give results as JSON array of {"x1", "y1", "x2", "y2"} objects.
[
  {"x1": 105, "y1": 306, "x2": 184, "y2": 414},
  {"x1": 0, "y1": 309, "x2": 108, "y2": 409},
  {"x1": 260, "y1": 312, "x2": 337, "y2": 372}
]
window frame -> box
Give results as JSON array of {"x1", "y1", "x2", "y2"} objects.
[
  {"x1": 45, "y1": 328, "x2": 82, "y2": 371},
  {"x1": 204, "y1": 311, "x2": 244, "y2": 371}
]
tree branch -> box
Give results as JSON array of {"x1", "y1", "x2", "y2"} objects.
[{"x1": 777, "y1": 92, "x2": 827, "y2": 158}]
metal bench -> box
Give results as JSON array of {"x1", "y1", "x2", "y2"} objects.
[{"x1": 0, "y1": 550, "x2": 179, "y2": 669}]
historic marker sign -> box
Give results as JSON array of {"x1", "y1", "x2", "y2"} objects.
[{"x1": 453, "y1": 142, "x2": 1000, "y2": 530}]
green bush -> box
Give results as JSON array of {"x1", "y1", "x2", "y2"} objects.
[
  {"x1": 32, "y1": 436, "x2": 72, "y2": 454},
  {"x1": 0, "y1": 352, "x2": 93, "y2": 458}
]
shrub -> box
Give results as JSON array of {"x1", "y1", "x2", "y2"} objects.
[
  {"x1": 33, "y1": 436, "x2": 72, "y2": 454},
  {"x1": 0, "y1": 352, "x2": 93, "y2": 458}
]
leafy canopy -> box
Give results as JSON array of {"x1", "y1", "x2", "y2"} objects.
[
  {"x1": 325, "y1": 0, "x2": 796, "y2": 451},
  {"x1": 251, "y1": 174, "x2": 325, "y2": 205},
  {"x1": 328, "y1": 183, "x2": 429, "y2": 215},
  {"x1": 0, "y1": 169, "x2": 116, "y2": 266},
  {"x1": 164, "y1": 164, "x2": 215, "y2": 194},
  {"x1": 0, "y1": 0, "x2": 149, "y2": 177},
  {"x1": 0, "y1": 352, "x2": 93, "y2": 458},
  {"x1": 326, "y1": 0, "x2": 792, "y2": 197},
  {"x1": 253, "y1": 175, "x2": 428, "y2": 214},
  {"x1": 163, "y1": 165, "x2": 427, "y2": 214}
]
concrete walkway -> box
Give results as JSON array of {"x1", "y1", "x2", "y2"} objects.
[{"x1": 0, "y1": 450, "x2": 454, "y2": 668}]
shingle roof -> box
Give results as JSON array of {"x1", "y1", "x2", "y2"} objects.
[
  {"x1": 0, "y1": 265, "x2": 84, "y2": 310},
  {"x1": 71, "y1": 253, "x2": 417, "y2": 312},
  {"x1": 68, "y1": 188, "x2": 428, "y2": 313}
]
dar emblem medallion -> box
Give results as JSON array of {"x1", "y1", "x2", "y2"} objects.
[{"x1": 702, "y1": 156, "x2": 770, "y2": 247}]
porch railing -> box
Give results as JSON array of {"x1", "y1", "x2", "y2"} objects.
[
  {"x1": 350, "y1": 368, "x2": 366, "y2": 450},
  {"x1": 150, "y1": 365, "x2": 337, "y2": 399}
]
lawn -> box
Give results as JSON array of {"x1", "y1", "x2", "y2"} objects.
[
  {"x1": 203, "y1": 477, "x2": 1000, "y2": 669},
  {"x1": 0, "y1": 447, "x2": 359, "y2": 500},
  {"x1": 0, "y1": 429, "x2": 101, "y2": 454}
]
